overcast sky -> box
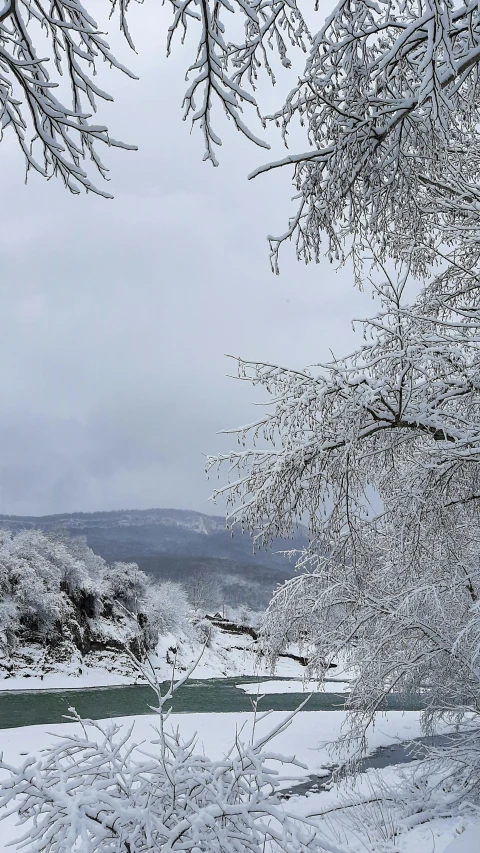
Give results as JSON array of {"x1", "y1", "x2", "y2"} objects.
[{"x1": 0, "y1": 3, "x2": 370, "y2": 517}]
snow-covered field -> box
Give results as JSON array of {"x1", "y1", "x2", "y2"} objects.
[{"x1": 1, "y1": 709, "x2": 479, "y2": 852}]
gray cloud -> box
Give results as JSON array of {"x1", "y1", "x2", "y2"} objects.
[{"x1": 0, "y1": 4, "x2": 369, "y2": 516}]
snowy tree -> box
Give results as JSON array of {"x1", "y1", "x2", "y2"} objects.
[
  {"x1": 102, "y1": 561, "x2": 150, "y2": 614},
  {"x1": 191, "y1": 6, "x2": 480, "y2": 787},
  {"x1": 147, "y1": 579, "x2": 189, "y2": 639},
  {"x1": 187, "y1": 572, "x2": 222, "y2": 614},
  {"x1": 208, "y1": 264, "x2": 480, "y2": 787},
  {"x1": 0, "y1": 530, "x2": 190, "y2": 662}
]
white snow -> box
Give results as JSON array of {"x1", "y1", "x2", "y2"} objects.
[
  {"x1": 289, "y1": 762, "x2": 480, "y2": 852},
  {"x1": 444, "y1": 828, "x2": 480, "y2": 852},
  {"x1": 153, "y1": 630, "x2": 308, "y2": 680},
  {"x1": 1, "y1": 709, "x2": 478, "y2": 852},
  {"x1": 0, "y1": 709, "x2": 429, "y2": 782},
  {"x1": 0, "y1": 627, "x2": 308, "y2": 692},
  {"x1": 0, "y1": 667, "x2": 139, "y2": 692}
]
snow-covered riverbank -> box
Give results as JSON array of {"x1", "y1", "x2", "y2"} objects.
[
  {"x1": 1, "y1": 709, "x2": 478, "y2": 853},
  {"x1": 0, "y1": 627, "x2": 310, "y2": 692}
]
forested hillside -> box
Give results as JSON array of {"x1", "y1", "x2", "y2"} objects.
[{"x1": 0, "y1": 509, "x2": 304, "y2": 609}]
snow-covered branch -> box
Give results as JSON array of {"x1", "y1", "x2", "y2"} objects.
[
  {"x1": 209, "y1": 274, "x2": 480, "y2": 544},
  {"x1": 165, "y1": 0, "x2": 308, "y2": 165},
  {"x1": 0, "y1": 665, "x2": 342, "y2": 853},
  {"x1": 248, "y1": 0, "x2": 480, "y2": 273},
  {"x1": 0, "y1": 1, "x2": 142, "y2": 194},
  {"x1": 0, "y1": 0, "x2": 312, "y2": 187},
  {"x1": 208, "y1": 271, "x2": 480, "y2": 787}
]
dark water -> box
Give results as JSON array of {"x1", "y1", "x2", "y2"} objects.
[
  {"x1": 281, "y1": 732, "x2": 469, "y2": 800},
  {"x1": 0, "y1": 677, "x2": 425, "y2": 729}
]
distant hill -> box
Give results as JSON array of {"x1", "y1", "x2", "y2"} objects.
[{"x1": 0, "y1": 508, "x2": 307, "y2": 609}]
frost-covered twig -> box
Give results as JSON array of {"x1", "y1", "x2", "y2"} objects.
[
  {"x1": 0, "y1": 656, "x2": 343, "y2": 853},
  {"x1": 208, "y1": 269, "x2": 480, "y2": 793},
  {"x1": 0, "y1": 1, "x2": 140, "y2": 195}
]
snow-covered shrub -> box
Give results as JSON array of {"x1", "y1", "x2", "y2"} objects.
[
  {"x1": 0, "y1": 531, "x2": 190, "y2": 668},
  {"x1": 0, "y1": 664, "x2": 333, "y2": 853},
  {"x1": 147, "y1": 580, "x2": 189, "y2": 642},
  {"x1": 192, "y1": 616, "x2": 213, "y2": 647}
]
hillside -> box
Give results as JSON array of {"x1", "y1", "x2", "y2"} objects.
[
  {"x1": 0, "y1": 508, "x2": 307, "y2": 609},
  {"x1": 0, "y1": 529, "x2": 194, "y2": 683}
]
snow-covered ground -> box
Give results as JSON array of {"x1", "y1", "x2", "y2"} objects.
[
  {"x1": 2, "y1": 638, "x2": 478, "y2": 851},
  {"x1": 0, "y1": 709, "x2": 425, "y2": 778},
  {"x1": 289, "y1": 759, "x2": 480, "y2": 852},
  {"x1": 1, "y1": 709, "x2": 478, "y2": 852},
  {"x1": 0, "y1": 627, "x2": 308, "y2": 692}
]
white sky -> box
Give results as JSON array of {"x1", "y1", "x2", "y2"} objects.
[{"x1": 0, "y1": 3, "x2": 371, "y2": 516}]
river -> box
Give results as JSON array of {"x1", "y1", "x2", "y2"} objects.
[{"x1": 0, "y1": 676, "x2": 425, "y2": 729}]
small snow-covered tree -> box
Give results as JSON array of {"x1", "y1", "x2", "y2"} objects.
[
  {"x1": 0, "y1": 661, "x2": 337, "y2": 853},
  {"x1": 187, "y1": 572, "x2": 222, "y2": 614},
  {"x1": 147, "y1": 579, "x2": 189, "y2": 639}
]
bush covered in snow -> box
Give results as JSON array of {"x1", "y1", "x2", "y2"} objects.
[
  {"x1": 0, "y1": 530, "x2": 189, "y2": 671},
  {"x1": 0, "y1": 662, "x2": 332, "y2": 853}
]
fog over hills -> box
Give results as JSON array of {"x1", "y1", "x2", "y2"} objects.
[{"x1": 0, "y1": 509, "x2": 307, "y2": 609}]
